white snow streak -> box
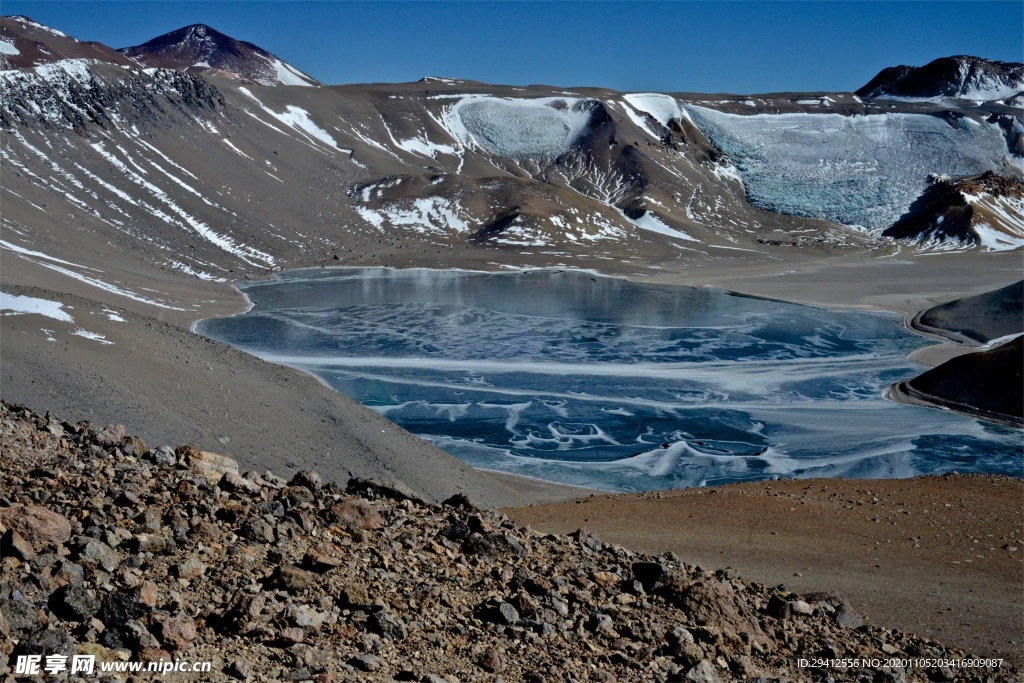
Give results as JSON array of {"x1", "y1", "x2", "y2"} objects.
[
  {"x1": 72, "y1": 329, "x2": 113, "y2": 344},
  {"x1": 1, "y1": 240, "x2": 188, "y2": 310},
  {"x1": 89, "y1": 141, "x2": 275, "y2": 267},
  {"x1": 238, "y1": 88, "x2": 338, "y2": 150}
]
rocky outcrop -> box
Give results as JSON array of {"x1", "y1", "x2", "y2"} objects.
[
  {"x1": 883, "y1": 172, "x2": 1024, "y2": 250},
  {"x1": 890, "y1": 281, "x2": 1023, "y2": 427},
  {"x1": 0, "y1": 60, "x2": 223, "y2": 131},
  {"x1": 913, "y1": 280, "x2": 1024, "y2": 344},
  {"x1": 0, "y1": 400, "x2": 1011, "y2": 681}
]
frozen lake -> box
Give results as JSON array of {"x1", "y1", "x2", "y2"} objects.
[{"x1": 197, "y1": 268, "x2": 1021, "y2": 491}]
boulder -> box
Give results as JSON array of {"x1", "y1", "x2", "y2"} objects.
[
  {"x1": 0, "y1": 504, "x2": 71, "y2": 550},
  {"x1": 327, "y1": 497, "x2": 382, "y2": 532}
]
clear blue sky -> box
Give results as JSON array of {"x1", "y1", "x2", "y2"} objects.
[{"x1": 4, "y1": 1, "x2": 1021, "y2": 92}]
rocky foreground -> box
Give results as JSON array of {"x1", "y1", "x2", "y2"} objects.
[{"x1": 0, "y1": 401, "x2": 1017, "y2": 682}]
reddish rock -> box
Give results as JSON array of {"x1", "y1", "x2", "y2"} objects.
[
  {"x1": 138, "y1": 647, "x2": 174, "y2": 663},
  {"x1": 175, "y1": 557, "x2": 206, "y2": 580},
  {"x1": 179, "y1": 446, "x2": 239, "y2": 485},
  {"x1": 1, "y1": 529, "x2": 36, "y2": 561},
  {"x1": 151, "y1": 614, "x2": 197, "y2": 651},
  {"x1": 219, "y1": 470, "x2": 261, "y2": 495},
  {"x1": 0, "y1": 604, "x2": 10, "y2": 641},
  {"x1": 273, "y1": 565, "x2": 315, "y2": 592},
  {"x1": 279, "y1": 626, "x2": 304, "y2": 644},
  {"x1": 303, "y1": 545, "x2": 343, "y2": 572},
  {"x1": 327, "y1": 497, "x2": 382, "y2": 532},
  {"x1": 479, "y1": 646, "x2": 506, "y2": 673},
  {"x1": 662, "y1": 578, "x2": 774, "y2": 647},
  {"x1": 188, "y1": 519, "x2": 224, "y2": 542},
  {"x1": 33, "y1": 556, "x2": 84, "y2": 592},
  {"x1": 220, "y1": 592, "x2": 265, "y2": 633},
  {"x1": 289, "y1": 469, "x2": 323, "y2": 491},
  {"x1": 0, "y1": 504, "x2": 72, "y2": 550},
  {"x1": 136, "y1": 582, "x2": 159, "y2": 608},
  {"x1": 94, "y1": 423, "x2": 126, "y2": 446},
  {"x1": 591, "y1": 571, "x2": 620, "y2": 588}
]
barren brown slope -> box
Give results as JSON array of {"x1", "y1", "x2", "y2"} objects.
[{"x1": 506, "y1": 475, "x2": 1024, "y2": 669}]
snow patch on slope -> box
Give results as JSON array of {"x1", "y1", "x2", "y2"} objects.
[
  {"x1": 622, "y1": 210, "x2": 699, "y2": 242},
  {"x1": 0, "y1": 292, "x2": 73, "y2": 322},
  {"x1": 0, "y1": 292, "x2": 113, "y2": 344},
  {"x1": 621, "y1": 93, "x2": 687, "y2": 136},
  {"x1": 264, "y1": 55, "x2": 316, "y2": 87},
  {"x1": 0, "y1": 239, "x2": 187, "y2": 310},
  {"x1": 393, "y1": 135, "x2": 457, "y2": 159},
  {"x1": 0, "y1": 58, "x2": 93, "y2": 87},
  {"x1": 357, "y1": 197, "x2": 469, "y2": 235},
  {"x1": 89, "y1": 141, "x2": 276, "y2": 268},
  {"x1": 71, "y1": 329, "x2": 113, "y2": 344},
  {"x1": 962, "y1": 192, "x2": 1024, "y2": 251},
  {"x1": 10, "y1": 16, "x2": 70, "y2": 38}
]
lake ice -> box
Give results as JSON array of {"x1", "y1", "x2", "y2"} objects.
[{"x1": 197, "y1": 268, "x2": 1022, "y2": 492}]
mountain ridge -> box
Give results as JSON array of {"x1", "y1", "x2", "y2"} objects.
[
  {"x1": 856, "y1": 55, "x2": 1024, "y2": 102},
  {"x1": 0, "y1": 14, "x2": 137, "y2": 70},
  {"x1": 5, "y1": 15, "x2": 1022, "y2": 99},
  {"x1": 0, "y1": 16, "x2": 1021, "y2": 321}
]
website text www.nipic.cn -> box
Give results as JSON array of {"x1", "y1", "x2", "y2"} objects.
[{"x1": 14, "y1": 654, "x2": 213, "y2": 676}]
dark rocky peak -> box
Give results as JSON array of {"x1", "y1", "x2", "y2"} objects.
[
  {"x1": 883, "y1": 171, "x2": 1024, "y2": 249},
  {"x1": 0, "y1": 15, "x2": 136, "y2": 69},
  {"x1": 856, "y1": 55, "x2": 1024, "y2": 101},
  {"x1": 118, "y1": 23, "x2": 321, "y2": 87}
]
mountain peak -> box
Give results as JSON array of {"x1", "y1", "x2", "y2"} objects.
[
  {"x1": 118, "y1": 23, "x2": 321, "y2": 87},
  {"x1": 856, "y1": 55, "x2": 1024, "y2": 102}
]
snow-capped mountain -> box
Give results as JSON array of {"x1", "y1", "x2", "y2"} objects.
[
  {"x1": 0, "y1": 15, "x2": 135, "y2": 70},
  {"x1": 118, "y1": 24, "x2": 320, "y2": 87},
  {"x1": 856, "y1": 56, "x2": 1024, "y2": 102},
  {"x1": 1, "y1": 19, "x2": 1022, "y2": 317}
]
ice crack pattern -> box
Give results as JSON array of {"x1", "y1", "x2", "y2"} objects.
[{"x1": 197, "y1": 269, "x2": 1021, "y2": 492}]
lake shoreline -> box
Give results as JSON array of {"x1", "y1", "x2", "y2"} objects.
[
  {"x1": 4, "y1": 251, "x2": 1019, "y2": 507},
  {"x1": 196, "y1": 263, "x2": 1019, "y2": 497}
]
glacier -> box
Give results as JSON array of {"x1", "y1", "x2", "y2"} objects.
[
  {"x1": 455, "y1": 97, "x2": 596, "y2": 160},
  {"x1": 685, "y1": 106, "x2": 1012, "y2": 229}
]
